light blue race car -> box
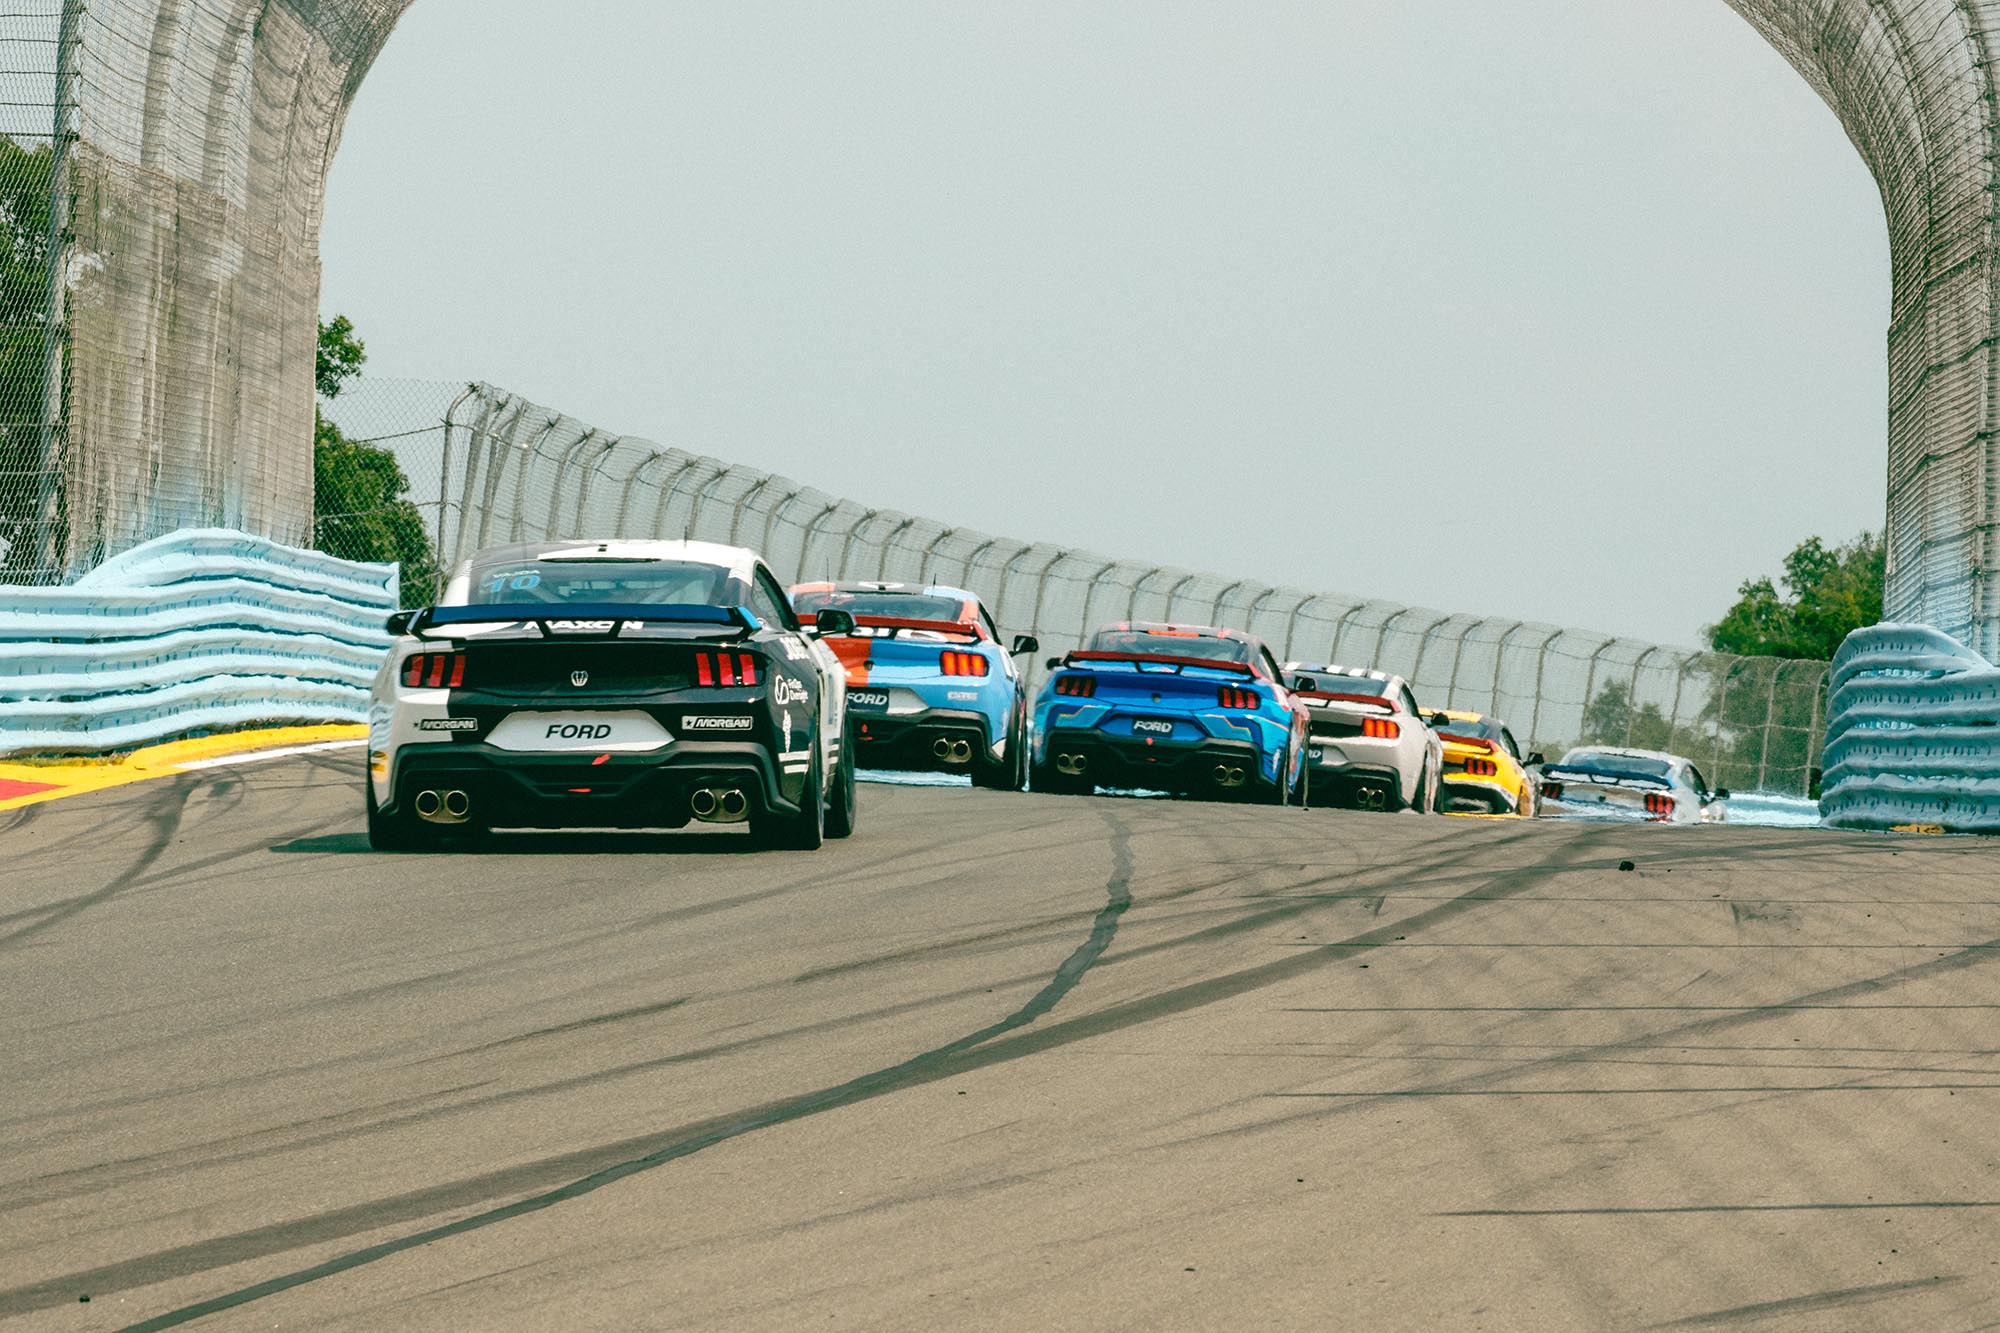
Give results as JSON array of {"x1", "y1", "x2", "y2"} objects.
[{"x1": 790, "y1": 581, "x2": 1039, "y2": 789}]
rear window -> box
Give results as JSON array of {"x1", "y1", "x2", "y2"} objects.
[
  {"x1": 1439, "y1": 716, "x2": 1501, "y2": 741},
  {"x1": 467, "y1": 559, "x2": 733, "y2": 606},
  {"x1": 1303, "y1": 672, "x2": 1391, "y2": 696},
  {"x1": 1089, "y1": 630, "x2": 1251, "y2": 664},
  {"x1": 793, "y1": 590, "x2": 968, "y2": 622},
  {"x1": 1558, "y1": 750, "x2": 1671, "y2": 778}
]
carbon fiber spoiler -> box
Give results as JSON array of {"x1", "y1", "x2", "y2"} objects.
[
  {"x1": 397, "y1": 602, "x2": 762, "y2": 640},
  {"x1": 1062, "y1": 650, "x2": 1258, "y2": 677}
]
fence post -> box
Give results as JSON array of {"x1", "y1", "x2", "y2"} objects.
[
  {"x1": 569, "y1": 433, "x2": 623, "y2": 537},
  {"x1": 1125, "y1": 566, "x2": 1169, "y2": 621},
  {"x1": 961, "y1": 537, "x2": 1002, "y2": 594},
  {"x1": 683, "y1": 465, "x2": 737, "y2": 543},
  {"x1": 1525, "y1": 627, "x2": 1566, "y2": 750},
  {"x1": 1804, "y1": 662, "x2": 1828, "y2": 795},
  {"x1": 1162, "y1": 572, "x2": 1199, "y2": 622},
  {"x1": 475, "y1": 396, "x2": 531, "y2": 550},
  {"x1": 649, "y1": 456, "x2": 704, "y2": 538},
  {"x1": 1028, "y1": 549, "x2": 1072, "y2": 637},
  {"x1": 799, "y1": 501, "x2": 845, "y2": 579},
  {"x1": 727, "y1": 474, "x2": 777, "y2": 547},
  {"x1": 760, "y1": 487, "x2": 806, "y2": 576},
  {"x1": 1443, "y1": 618, "x2": 1485, "y2": 707},
  {"x1": 1243, "y1": 585, "x2": 1281, "y2": 642},
  {"x1": 1578, "y1": 638, "x2": 1616, "y2": 738},
  {"x1": 435, "y1": 384, "x2": 474, "y2": 574},
  {"x1": 1281, "y1": 594, "x2": 1324, "y2": 661},
  {"x1": 1208, "y1": 579, "x2": 1246, "y2": 627},
  {"x1": 1408, "y1": 613, "x2": 1454, "y2": 695},
  {"x1": 1077, "y1": 560, "x2": 1121, "y2": 638},
  {"x1": 1754, "y1": 659, "x2": 1785, "y2": 791},
  {"x1": 1488, "y1": 621, "x2": 1524, "y2": 718},
  {"x1": 1623, "y1": 646, "x2": 1662, "y2": 745},
  {"x1": 919, "y1": 527, "x2": 957, "y2": 583},
  {"x1": 612, "y1": 451, "x2": 666, "y2": 537},
  {"x1": 1370, "y1": 606, "x2": 1415, "y2": 668},
  {"x1": 835, "y1": 509, "x2": 884, "y2": 580},
  {"x1": 25, "y1": 0, "x2": 77, "y2": 577},
  {"x1": 876, "y1": 516, "x2": 919, "y2": 580},
  {"x1": 509, "y1": 415, "x2": 563, "y2": 541}
]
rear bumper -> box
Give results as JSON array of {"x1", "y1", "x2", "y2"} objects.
[
  {"x1": 1036, "y1": 730, "x2": 1273, "y2": 793},
  {"x1": 846, "y1": 706, "x2": 1001, "y2": 771},
  {"x1": 1441, "y1": 775, "x2": 1521, "y2": 814},
  {"x1": 386, "y1": 740, "x2": 802, "y2": 829}
]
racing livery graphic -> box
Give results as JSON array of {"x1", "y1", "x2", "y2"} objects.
[
  {"x1": 1031, "y1": 622, "x2": 1306, "y2": 802},
  {"x1": 790, "y1": 581, "x2": 1039, "y2": 789},
  {"x1": 367, "y1": 540, "x2": 857, "y2": 850}
]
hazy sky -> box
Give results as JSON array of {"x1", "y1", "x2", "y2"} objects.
[{"x1": 320, "y1": 1, "x2": 1888, "y2": 648}]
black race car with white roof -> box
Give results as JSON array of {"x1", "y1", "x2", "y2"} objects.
[{"x1": 366, "y1": 540, "x2": 858, "y2": 850}]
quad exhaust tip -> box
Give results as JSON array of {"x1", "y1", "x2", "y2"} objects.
[
  {"x1": 933, "y1": 737, "x2": 975, "y2": 765},
  {"x1": 1055, "y1": 752, "x2": 1089, "y2": 776},
  {"x1": 413, "y1": 789, "x2": 471, "y2": 825},
  {"x1": 691, "y1": 787, "x2": 750, "y2": 824}
]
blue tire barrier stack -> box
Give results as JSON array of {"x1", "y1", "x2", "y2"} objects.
[
  {"x1": 1819, "y1": 623, "x2": 2000, "y2": 832},
  {"x1": 0, "y1": 530, "x2": 396, "y2": 757}
]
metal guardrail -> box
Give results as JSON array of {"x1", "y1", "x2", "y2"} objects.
[
  {"x1": 1819, "y1": 623, "x2": 2000, "y2": 831},
  {"x1": 0, "y1": 529, "x2": 395, "y2": 756}
]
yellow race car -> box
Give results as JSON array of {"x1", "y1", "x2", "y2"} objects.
[{"x1": 1434, "y1": 709, "x2": 1541, "y2": 817}]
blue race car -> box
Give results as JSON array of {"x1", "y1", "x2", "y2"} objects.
[
  {"x1": 1032, "y1": 621, "x2": 1308, "y2": 802},
  {"x1": 790, "y1": 581, "x2": 1039, "y2": 789}
]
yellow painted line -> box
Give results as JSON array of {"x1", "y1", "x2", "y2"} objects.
[
  {"x1": 1889, "y1": 823, "x2": 1949, "y2": 836},
  {"x1": 0, "y1": 724, "x2": 366, "y2": 812}
]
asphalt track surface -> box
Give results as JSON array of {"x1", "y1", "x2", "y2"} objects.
[{"x1": 4, "y1": 755, "x2": 2000, "y2": 1330}]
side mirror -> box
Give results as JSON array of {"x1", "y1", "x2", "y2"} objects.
[
  {"x1": 814, "y1": 608, "x2": 856, "y2": 637},
  {"x1": 1710, "y1": 787, "x2": 1732, "y2": 802},
  {"x1": 1046, "y1": 656, "x2": 1066, "y2": 671},
  {"x1": 1525, "y1": 752, "x2": 1546, "y2": 768},
  {"x1": 1012, "y1": 634, "x2": 1040, "y2": 656},
  {"x1": 386, "y1": 610, "x2": 415, "y2": 636},
  {"x1": 1292, "y1": 675, "x2": 1318, "y2": 693}
]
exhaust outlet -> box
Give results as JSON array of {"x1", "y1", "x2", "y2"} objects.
[
  {"x1": 717, "y1": 788, "x2": 748, "y2": 820},
  {"x1": 1213, "y1": 765, "x2": 1248, "y2": 789},
  {"x1": 1056, "y1": 752, "x2": 1089, "y2": 776},
  {"x1": 933, "y1": 737, "x2": 954, "y2": 760},
  {"x1": 934, "y1": 737, "x2": 974, "y2": 765},
  {"x1": 691, "y1": 787, "x2": 750, "y2": 824},
  {"x1": 690, "y1": 788, "x2": 718, "y2": 818},
  {"x1": 1356, "y1": 784, "x2": 1388, "y2": 812},
  {"x1": 413, "y1": 788, "x2": 470, "y2": 825}
]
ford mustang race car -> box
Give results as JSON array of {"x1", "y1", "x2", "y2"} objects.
[
  {"x1": 1434, "y1": 708, "x2": 1543, "y2": 816},
  {"x1": 790, "y1": 581, "x2": 1038, "y2": 789},
  {"x1": 367, "y1": 540, "x2": 858, "y2": 850},
  {"x1": 1283, "y1": 663, "x2": 1444, "y2": 813},
  {"x1": 1033, "y1": 622, "x2": 1306, "y2": 802},
  {"x1": 1537, "y1": 746, "x2": 1729, "y2": 824}
]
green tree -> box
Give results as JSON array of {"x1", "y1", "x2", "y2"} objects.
[
  {"x1": 312, "y1": 316, "x2": 437, "y2": 603},
  {"x1": 1706, "y1": 532, "x2": 1884, "y2": 660},
  {"x1": 0, "y1": 139, "x2": 55, "y2": 575}
]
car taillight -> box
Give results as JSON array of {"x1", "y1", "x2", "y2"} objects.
[
  {"x1": 1540, "y1": 781, "x2": 1563, "y2": 800},
  {"x1": 694, "y1": 651, "x2": 762, "y2": 687},
  {"x1": 1645, "y1": 793, "x2": 1675, "y2": 817},
  {"x1": 1463, "y1": 757, "x2": 1498, "y2": 777},
  {"x1": 1217, "y1": 685, "x2": 1260, "y2": 709},
  {"x1": 1362, "y1": 717, "x2": 1400, "y2": 740},
  {"x1": 940, "y1": 650, "x2": 989, "y2": 677},
  {"x1": 1054, "y1": 674, "x2": 1096, "y2": 697},
  {"x1": 402, "y1": 652, "x2": 465, "y2": 688}
]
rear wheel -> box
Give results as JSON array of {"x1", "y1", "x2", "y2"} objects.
[
  {"x1": 972, "y1": 708, "x2": 1030, "y2": 791},
  {"x1": 825, "y1": 732, "x2": 858, "y2": 839},
  {"x1": 755, "y1": 742, "x2": 824, "y2": 850}
]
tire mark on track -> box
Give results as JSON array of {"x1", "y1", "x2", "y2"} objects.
[
  {"x1": 0, "y1": 812, "x2": 1138, "y2": 1326},
  {"x1": 0, "y1": 782, "x2": 192, "y2": 951}
]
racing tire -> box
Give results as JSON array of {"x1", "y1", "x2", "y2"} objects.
[
  {"x1": 754, "y1": 741, "x2": 825, "y2": 850},
  {"x1": 366, "y1": 784, "x2": 437, "y2": 853},
  {"x1": 1410, "y1": 766, "x2": 1435, "y2": 816},
  {"x1": 825, "y1": 733, "x2": 858, "y2": 840},
  {"x1": 972, "y1": 710, "x2": 1030, "y2": 792}
]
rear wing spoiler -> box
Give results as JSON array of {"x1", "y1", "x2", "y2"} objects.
[
  {"x1": 397, "y1": 602, "x2": 761, "y2": 641},
  {"x1": 849, "y1": 614, "x2": 987, "y2": 641},
  {"x1": 1295, "y1": 689, "x2": 1395, "y2": 711},
  {"x1": 1062, "y1": 650, "x2": 1258, "y2": 677},
  {"x1": 1542, "y1": 765, "x2": 1671, "y2": 791}
]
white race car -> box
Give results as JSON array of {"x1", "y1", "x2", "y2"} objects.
[
  {"x1": 1536, "y1": 746, "x2": 1729, "y2": 824},
  {"x1": 366, "y1": 539, "x2": 858, "y2": 850},
  {"x1": 1283, "y1": 662, "x2": 1445, "y2": 813}
]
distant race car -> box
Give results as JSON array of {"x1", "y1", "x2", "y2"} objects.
[
  {"x1": 1434, "y1": 708, "x2": 1543, "y2": 817},
  {"x1": 1033, "y1": 621, "x2": 1307, "y2": 802},
  {"x1": 367, "y1": 540, "x2": 858, "y2": 850},
  {"x1": 789, "y1": 581, "x2": 1038, "y2": 788},
  {"x1": 1283, "y1": 663, "x2": 1444, "y2": 813},
  {"x1": 1536, "y1": 746, "x2": 1729, "y2": 824}
]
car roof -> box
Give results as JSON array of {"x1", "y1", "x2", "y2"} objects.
[
  {"x1": 1101, "y1": 620, "x2": 1259, "y2": 642},
  {"x1": 1283, "y1": 661, "x2": 1404, "y2": 687},
  {"x1": 466, "y1": 540, "x2": 763, "y2": 583},
  {"x1": 790, "y1": 579, "x2": 981, "y2": 605}
]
